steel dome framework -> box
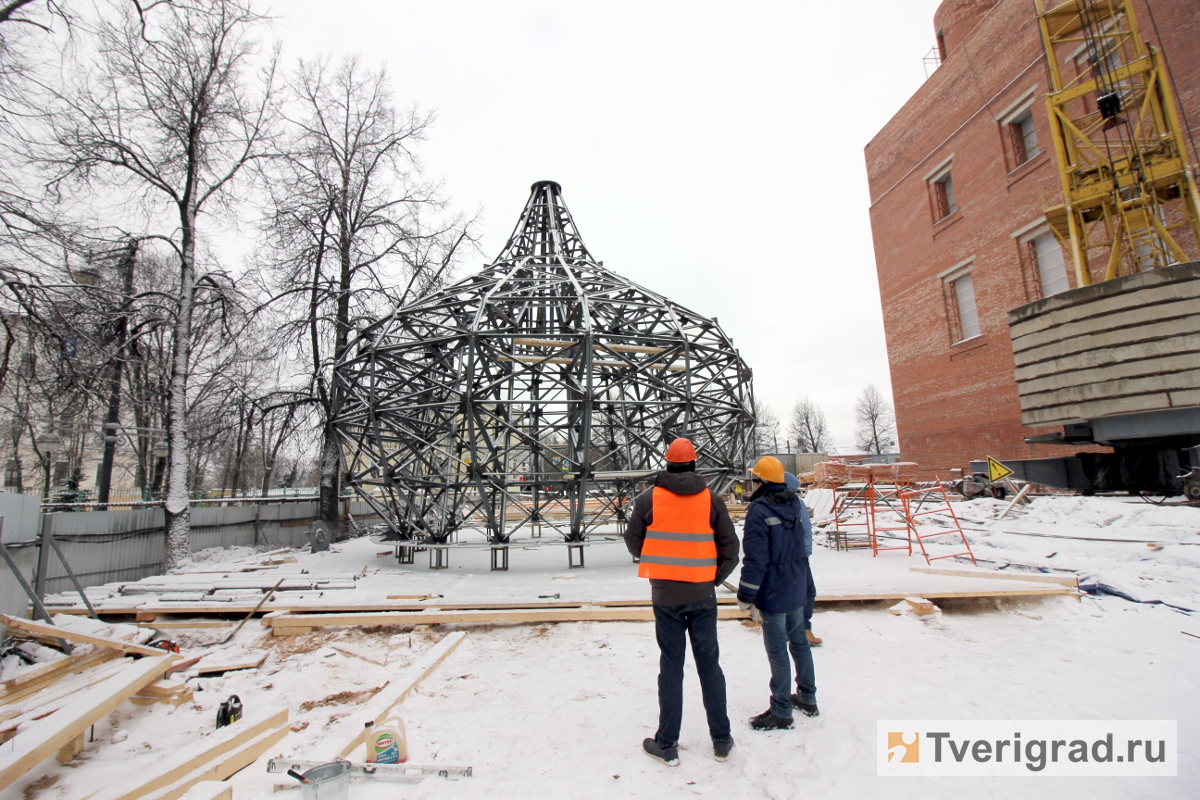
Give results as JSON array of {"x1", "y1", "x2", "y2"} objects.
[{"x1": 334, "y1": 181, "x2": 754, "y2": 544}]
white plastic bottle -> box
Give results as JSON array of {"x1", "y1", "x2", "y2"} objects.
[{"x1": 366, "y1": 717, "x2": 407, "y2": 764}]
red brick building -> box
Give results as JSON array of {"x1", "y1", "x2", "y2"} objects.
[{"x1": 865, "y1": 0, "x2": 1200, "y2": 477}]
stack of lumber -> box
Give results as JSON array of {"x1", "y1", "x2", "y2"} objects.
[
  {"x1": 0, "y1": 614, "x2": 182, "y2": 791},
  {"x1": 42, "y1": 563, "x2": 357, "y2": 616},
  {"x1": 814, "y1": 461, "x2": 919, "y2": 486}
]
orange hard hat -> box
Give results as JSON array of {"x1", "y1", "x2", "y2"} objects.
[
  {"x1": 665, "y1": 437, "x2": 697, "y2": 463},
  {"x1": 749, "y1": 456, "x2": 785, "y2": 484}
]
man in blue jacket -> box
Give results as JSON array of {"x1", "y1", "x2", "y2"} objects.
[{"x1": 737, "y1": 457, "x2": 819, "y2": 730}]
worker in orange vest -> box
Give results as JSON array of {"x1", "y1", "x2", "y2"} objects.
[{"x1": 624, "y1": 437, "x2": 740, "y2": 767}]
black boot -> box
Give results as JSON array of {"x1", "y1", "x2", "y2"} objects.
[
  {"x1": 790, "y1": 694, "x2": 820, "y2": 717},
  {"x1": 713, "y1": 736, "x2": 735, "y2": 761},
  {"x1": 643, "y1": 737, "x2": 680, "y2": 766},
  {"x1": 749, "y1": 710, "x2": 794, "y2": 731}
]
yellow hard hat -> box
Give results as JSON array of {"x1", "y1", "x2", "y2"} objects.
[{"x1": 749, "y1": 456, "x2": 785, "y2": 484}]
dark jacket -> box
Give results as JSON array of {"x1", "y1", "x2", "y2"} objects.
[
  {"x1": 737, "y1": 482, "x2": 810, "y2": 614},
  {"x1": 624, "y1": 470, "x2": 740, "y2": 607}
]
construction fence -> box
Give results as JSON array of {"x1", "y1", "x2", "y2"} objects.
[{"x1": 0, "y1": 494, "x2": 382, "y2": 618}]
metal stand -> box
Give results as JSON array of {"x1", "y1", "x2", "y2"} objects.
[
  {"x1": 397, "y1": 544, "x2": 415, "y2": 565},
  {"x1": 429, "y1": 546, "x2": 449, "y2": 570},
  {"x1": 490, "y1": 546, "x2": 509, "y2": 571},
  {"x1": 567, "y1": 544, "x2": 585, "y2": 569}
]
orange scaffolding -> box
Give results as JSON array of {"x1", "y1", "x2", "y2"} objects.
[{"x1": 827, "y1": 475, "x2": 976, "y2": 566}]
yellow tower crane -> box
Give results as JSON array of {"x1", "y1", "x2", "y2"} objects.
[{"x1": 1036, "y1": 0, "x2": 1200, "y2": 287}]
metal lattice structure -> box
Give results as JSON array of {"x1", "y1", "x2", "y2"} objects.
[
  {"x1": 1037, "y1": 0, "x2": 1200, "y2": 285},
  {"x1": 333, "y1": 181, "x2": 754, "y2": 544}
]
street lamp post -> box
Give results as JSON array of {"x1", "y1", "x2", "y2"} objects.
[{"x1": 35, "y1": 431, "x2": 62, "y2": 501}]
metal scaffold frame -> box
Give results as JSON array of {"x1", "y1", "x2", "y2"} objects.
[{"x1": 333, "y1": 181, "x2": 755, "y2": 546}]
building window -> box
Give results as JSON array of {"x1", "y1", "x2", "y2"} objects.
[
  {"x1": 1030, "y1": 233, "x2": 1069, "y2": 297},
  {"x1": 952, "y1": 273, "x2": 981, "y2": 341},
  {"x1": 936, "y1": 28, "x2": 947, "y2": 62},
  {"x1": 1007, "y1": 109, "x2": 1040, "y2": 166},
  {"x1": 930, "y1": 169, "x2": 957, "y2": 221},
  {"x1": 3, "y1": 458, "x2": 19, "y2": 487},
  {"x1": 18, "y1": 352, "x2": 35, "y2": 378}
]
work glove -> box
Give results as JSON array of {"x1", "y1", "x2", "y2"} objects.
[{"x1": 737, "y1": 599, "x2": 762, "y2": 624}]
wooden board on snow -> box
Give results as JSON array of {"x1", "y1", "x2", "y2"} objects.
[
  {"x1": 0, "y1": 615, "x2": 163, "y2": 657},
  {"x1": 0, "y1": 654, "x2": 176, "y2": 791},
  {"x1": 83, "y1": 708, "x2": 287, "y2": 800},
  {"x1": 190, "y1": 653, "x2": 267, "y2": 675}
]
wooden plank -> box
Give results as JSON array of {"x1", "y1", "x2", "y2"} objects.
[
  {"x1": 275, "y1": 606, "x2": 749, "y2": 633},
  {"x1": 144, "y1": 726, "x2": 287, "y2": 800},
  {"x1": 84, "y1": 708, "x2": 287, "y2": 800},
  {"x1": 179, "y1": 782, "x2": 231, "y2": 800},
  {"x1": 138, "y1": 621, "x2": 233, "y2": 630},
  {"x1": 190, "y1": 654, "x2": 267, "y2": 676},
  {"x1": 1, "y1": 648, "x2": 121, "y2": 705},
  {"x1": 0, "y1": 654, "x2": 176, "y2": 791},
  {"x1": 134, "y1": 679, "x2": 188, "y2": 698},
  {"x1": 1, "y1": 660, "x2": 133, "y2": 735},
  {"x1": 55, "y1": 732, "x2": 84, "y2": 763},
  {"x1": 129, "y1": 690, "x2": 193, "y2": 707},
  {"x1": 320, "y1": 632, "x2": 467, "y2": 761},
  {"x1": 817, "y1": 586, "x2": 1074, "y2": 601},
  {"x1": 0, "y1": 615, "x2": 164, "y2": 657},
  {"x1": 997, "y1": 484, "x2": 1033, "y2": 519},
  {"x1": 332, "y1": 642, "x2": 387, "y2": 666},
  {"x1": 908, "y1": 565, "x2": 1078, "y2": 587}
]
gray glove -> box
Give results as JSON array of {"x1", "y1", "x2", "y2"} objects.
[{"x1": 737, "y1": 599, "x2": 763, "y2": 624}]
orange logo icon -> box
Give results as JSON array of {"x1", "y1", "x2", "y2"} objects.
[{"x1": 887, "y1": 732, "x2": 919, "y2": 763}]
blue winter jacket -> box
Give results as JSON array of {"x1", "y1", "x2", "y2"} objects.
[{"x1": 737, "y1": 482, "x2": 812, "y2": 614}]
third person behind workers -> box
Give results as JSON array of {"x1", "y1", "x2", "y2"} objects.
[{"x1": 737, "y1": 457, "x2": 819, "y2": 730}]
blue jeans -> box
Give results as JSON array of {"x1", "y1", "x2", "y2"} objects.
[
  {"x1": 759, "y1": 607, "x2": 817, "y2": 718},
  {"x1": 653, "y1": 595, "x2": 732, "y2": 747},
  {"x1": 803, "y1": 561, "x2": 816, "y2": 631}
]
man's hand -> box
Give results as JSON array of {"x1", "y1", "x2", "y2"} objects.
[{"x1": 737, "y1": 598, "x2": 762, "y2": 624}]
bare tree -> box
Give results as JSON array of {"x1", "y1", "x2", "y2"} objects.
[
  {"x1": 257, "y1": 55, "x2": 474, "y2": 528},
  {"x1": 751, "y1": 398, "x2": 780, "y2": 457},
  {"x1": 787, "y1": 396, "x2": 830, "y2": 453},
  {"x1": 42, "y1": 0, "x2": 278, "y2": 568},
  {"x1": 854, "y1": 384, "x2": 897, "y2": 455}
]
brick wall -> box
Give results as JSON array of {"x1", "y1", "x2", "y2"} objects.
[{"x1": 865, "y1": 0, "x2": 1200, "y2": 477}]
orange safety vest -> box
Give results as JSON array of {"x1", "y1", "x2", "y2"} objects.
[{"x1": 638, "y1": 487, "x2": 718, "y2": 582}]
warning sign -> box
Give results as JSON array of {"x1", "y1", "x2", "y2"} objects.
[{"x1": 986, "y1": 457, "x2": 1014, "y2": 483}]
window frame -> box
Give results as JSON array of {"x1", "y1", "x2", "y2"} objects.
[
  {"x1": 937, "y1": 258, "x2": 981, "y2": 345},
  {"x1": 924, "y1": 156, "x2": 958, "y2": 224},
  {"x1": 1012, "y1": 221, "x2": 1071, "y2": 300},
  {"x1": 996, "y1": 87, "x2": 1041, "y2": 172}
]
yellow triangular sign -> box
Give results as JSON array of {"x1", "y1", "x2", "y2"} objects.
[{"x1": 986, "y1": 457, "x2": 1014, "y2": 483}]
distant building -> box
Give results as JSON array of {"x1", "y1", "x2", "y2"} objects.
[{"x1": 865, "y1": 0, "x2": 1199, "y2": 477}]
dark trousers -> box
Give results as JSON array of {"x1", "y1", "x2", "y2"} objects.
[
  {"x1": 803, "y1": 561, "x2": 816, "y2": 631},
  {"x1": 653, "y1": 595, "x2": 732, "y2": 747},
  {"x1": 760, "y1": 607, "x2": 817, "y2": 718}
]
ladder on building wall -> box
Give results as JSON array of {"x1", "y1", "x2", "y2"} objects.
[{"x1": 899, "y1": 478, "x2": 977, "y2": 566}]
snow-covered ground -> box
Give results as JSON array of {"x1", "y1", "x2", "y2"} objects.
[{"x1": 3, "y1": 494, "x2": 1198, "y2": 799}]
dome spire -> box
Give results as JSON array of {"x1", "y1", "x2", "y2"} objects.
[{"x1": 493, "y1": 180, "x2": 594, "y2": 264}]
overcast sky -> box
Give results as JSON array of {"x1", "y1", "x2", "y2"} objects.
[{"x1": 274, "y1": 0, "x2": 945, "y2": 449}]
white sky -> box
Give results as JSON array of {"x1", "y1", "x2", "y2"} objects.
[{"x1": 274, "y1": 0, "x2": 945, "y2": 449}]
